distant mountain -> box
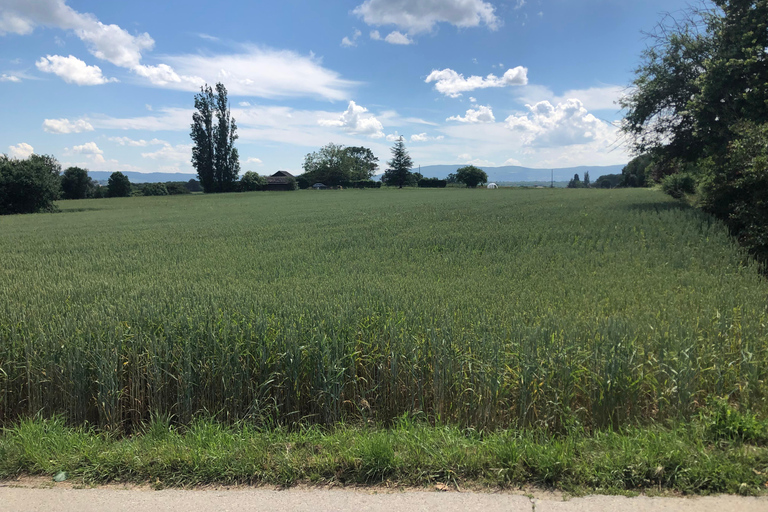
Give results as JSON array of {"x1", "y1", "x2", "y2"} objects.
[
  {"x1": 89, "y1": 171, "x2": 197, "y2": 183},
  {"x1": 415, "y1": 164, "x2": 626, "y2": 183}
]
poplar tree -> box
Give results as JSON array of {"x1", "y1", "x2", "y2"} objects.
[{"x1": 190, "y1": 82, "x2": 240, "y2": 193}]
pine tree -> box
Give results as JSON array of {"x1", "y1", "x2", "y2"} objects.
[
  {"x1": 382, "y1": 137, "x2": 413, "y2": 188},
  {"x1": 190, "y1": 83, "x2": 240, "y2": 193}
]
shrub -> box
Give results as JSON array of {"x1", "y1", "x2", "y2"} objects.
[
  {"x1": 240, "y1": 171, "x2": 267, "y2": 191},
  {"x1": 661, "y1": 173, "x2": 696, "y2": 199},
  {"x1": 60, "y1": 167, "x2": 94, "y2": 200},
  {"x1": 185, "y1": 179, "x2": 203, "y2": 193},
  {"x1": 142, "y1": 183, "x2": 169, "y2": 196},
  {"x1": 0, "y1": 154, "x2": 61, "y2": 215},
  {"x1": 165, "y1": 182, "x2": 191, "y2": 195}
]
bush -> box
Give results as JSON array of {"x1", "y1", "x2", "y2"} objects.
[
  {"x1": 107, "y1": 172, "x2": 132, "y2": 197},
  {"x1": 60, "y1": 167, "x2": 94, "y2": 199},
  {"x1": 142, "y1": 183, "x2": 169, "y2": 196},
  {"x1": 239, "y1": 171, "x2": 267, "y2": 192},
  {"x1": 185, "y1": 179, "x2": 203, "y2": 193},
  {"x1": 339, "y1": 180, "x2": 381, "y2": 189},
  {"x1": 661, "y1": 173, "x2": 696, "y2": 199},
  {"x1": 418, "y1": 178, "x2": 447, "y2": 188},
  {"x1": 165, "y1": 182, "x2": 191, "y2": 195},
  {"x1": 0, "y1": 154, "x2": 61, "y2": 215}
]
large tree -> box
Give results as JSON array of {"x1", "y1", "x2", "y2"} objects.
[
  {"x1": 301, "y1": 143, "x2": 379, "y2": 187},
  {"x1": 382, "y1": 137, "x2": 413, "y2": 188},
  {"x1": 191, "y1": 83, "x2": 240, "y2": 193},
  {"x1": 60, "y1": 166, "x2": 93, "y2": 200},
  {"x1": 455, "y1": 165, "x2": 488, "y2": 188},
  {"x1": 0, "y1": 154, "x2": 61, "y2": 215},
  {"x1": 107, "y1": 171, "x2": 132, "y2": 197}
]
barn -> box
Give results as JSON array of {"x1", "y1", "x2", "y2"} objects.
[{"x1": 266, "y1": 170, "x2": 296, "y2": 191}]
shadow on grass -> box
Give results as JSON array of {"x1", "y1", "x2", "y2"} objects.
[{"x1": 56, "y1": 207, "x2": 103, "y2": 214}]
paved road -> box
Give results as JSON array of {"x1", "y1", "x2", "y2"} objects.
[{"x1": 2, "y1": 487, "x2": 768, "y2": 512}]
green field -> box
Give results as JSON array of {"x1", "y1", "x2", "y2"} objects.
[{"x1": 1, "y1": 188, "x2": 767, "y2": 433}]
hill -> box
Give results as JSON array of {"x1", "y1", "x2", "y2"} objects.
[
  {"x1": 416, "y1": 164, "x2": 625, "y2": 183},
  {"x1": 89, "y1": 171, "x2": 198, "y2": 183}
]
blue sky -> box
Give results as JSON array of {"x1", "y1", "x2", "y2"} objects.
[{"x1": 0, "y1": 0, "x2": 690, "y2": 175}]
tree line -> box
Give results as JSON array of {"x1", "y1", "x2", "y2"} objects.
[{"x1": 620, "y1": 0, "x2": 768, "y2": 262}]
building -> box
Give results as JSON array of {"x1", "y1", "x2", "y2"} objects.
[{"x1": 266, "y1": 170, "x2": 296, "y2": 191}]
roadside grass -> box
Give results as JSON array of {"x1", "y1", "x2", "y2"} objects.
[{"x1": 1, "y1": 403, "x2": 767, "y2": 495}]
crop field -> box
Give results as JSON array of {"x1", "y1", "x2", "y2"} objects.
[{"x1": 1, "y1": 188, "x2": 766, "y2": 432}]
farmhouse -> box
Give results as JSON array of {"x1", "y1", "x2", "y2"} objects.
[{"x1": 266, "y1": 170, "x2": 295, "y2": 191}]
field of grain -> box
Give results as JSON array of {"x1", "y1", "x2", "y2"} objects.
[{"x1": 1, "y1": 188, "x2": 766, "y2": 432}]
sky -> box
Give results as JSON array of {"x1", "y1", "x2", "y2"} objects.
[{"x1": 0, "y1": 0, "x2": 691, "y2": 176}]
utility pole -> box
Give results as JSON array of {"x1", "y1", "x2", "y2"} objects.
[{"x1": 551, "y1": 169, "x2": 554, "y2": 188}]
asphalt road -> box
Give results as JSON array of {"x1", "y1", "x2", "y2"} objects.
[{"x1": 2, "y1": 487, "x2": 768, "y2": 512}]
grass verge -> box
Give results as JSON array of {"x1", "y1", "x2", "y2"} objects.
[{"x1": 2, "y1": 403, "x2": 768, "y2": 495}]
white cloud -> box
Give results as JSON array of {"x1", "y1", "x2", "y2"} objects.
[
  {"x1": 0, "y1": 0, "x2": 154, "y2": 69},
  {"x1": 319, "y1": 100, "x2": 384, "y2": 138},
  {"x1": 239, "y1": 101, "x2": 251, "y2": 107},
  {"x1": 132, "y1": 63, "x2": 201, "y2": 87},
  {"x1": 65, "y1": 141, "x2": 105, "y2": 163},
  {"x1": 8, "y1": 142, "x2": 34, "y2": 159},
  {"x1": 161, "y1": 46, "x2": 355, "y2": 100},
  {"x1": 514, "y1": 0, "x2": 526, "y2": 9},
  {"x1": 245, "y1": 157, "x2": 263, "y2": 165},
  {"x1": 353, "y1": 0, "x2": 499, "y2": 34},
  {"x1": 108, "y1": 136, "x2": 165, "y2": 146},
  {"x1": 503, "y1": 158, "x2": 521, "y2": 166},
  {"x1": 504, "y1": 99, "x2": 614, "y2": 147},
  {"x1": 410, "y1": 133, "x2": 444, "y2": 142},
  {"x1": 0, "y1": 73, "x2": 21, "y2": 82},
  {"x1": 36, "y1": 54, "x2": 117, "y2": 85},
  {"x1": 425, "y1": 67, "x2": 528, "y2": 97},
  {"x1": 447, "y1": 105, "x2": 495, "y2": 123},
  {"x1": 141, "y1": 143, "x2": 192, "y2": 162},
  {"x1": 42, "y1": 118, "x2": 94, "y2": 133},
  {"x1": 384, "y1": 31, "x2": 413, "y2": 45},
  {"x1": 515, "y1": 84, "x2": 624, "y2": 112},
  {"x1": 469, "y1": 96, "x2": 476, "y2": 103},
  {"x1": 385, "y1": 132, "x2": 402, "y2": 142},
  {"x1": 370, "y1": 30, "x2": 381, "y2": 40},
  {"x1": 341, "y1": 28, "x2": 362, "y2": 47}
]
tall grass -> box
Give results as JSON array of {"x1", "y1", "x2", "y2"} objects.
[{"x1": 0, "y1": 188, "x2": 766, "y2": 431}]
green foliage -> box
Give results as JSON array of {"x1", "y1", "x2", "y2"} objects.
[
  {"x1": 60, "y1": 167, "x2": 93, "y2": 200},
  {"x1": 239, "y1": 171, "x2": 267, "y2": 191},
  {"x1": 141, "y1": 183, "x2": 169, "y2": 196},
  {"x1": 455, "y1": 165, "x2": 488, "y2": 188},
  {"x1": 191, "y1": 82, "x2": 240, "y2": 193},
  {"x1": 185, "y1": 179, "x2": 203, "y2": 193},
  {"x1": 381, "y1": 137, "x2": 413, "y2": 188},
  {"x1": 661, "y1": 172, "x2": 697, "y2": 199},
  {"x1": 621, "y1": 154, "x2": 653, "y2": 187},
  {"x1": 700, "y1": 398, "x2": 768, "y2": 444},
  {"x1": 302, "y1": 144, "x2": 379, "y2": 187},
  {"x1": 594, "y1": 174, "x2": 622, "y2": 189},
  {"x1": 0, "y1": 154, "x2": 61, "y2": 215},
  {"x1": 165, "y1": 182, "x2": 191, "y2": 195},
  {"x1": 567, "y1": 173, "x2": 583, "y2": 188},
  {"x1": 1, "y1": 189, "x2": 767, "y2": 432},
  {"x1": 107, "y1": 172, "x2": 132, "y2": 197},
  {"x1": 700, "y1": 122, "x2": 768, "y2": 262}
]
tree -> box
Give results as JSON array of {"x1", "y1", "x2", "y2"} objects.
[
  {"x1": 301, "y1": 143, "x2": 379, "y2": 186},
  {"x1": 240, "y1": 171, "x2": 267, "y2": 191},
  {"x1": 142, "y1": 183, "x2": 168, "y2": 196},
  {"x1": 381, "y1": 137, "x2": 413, "y2": 188},
  {"x1": 567, "y1": 174, "x2": 582, "y2": 188},
  {"x1": 61, "y1": 166, "x2": 93, "y2": 199},
  {"x1": 190, "y1": 82, "x2": 240, "y2": 193},
  {"x1": 620, "y1": 154, "x2": 653, "y2": 187},
  {"x1": 107, "y1": 171, "x2": 132, "y2": 197},
  {"x1": 0, "y1": 154, "x2": 61, "y2": 215},
  {"x1": 455, "y1": 165, "x2": 488, "y2": 188},
  {"x1": 583, "y1": 171, "x2": 591, "y2": 188}
]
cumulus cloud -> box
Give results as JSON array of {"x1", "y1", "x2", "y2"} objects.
[
  {"x1": 469, "y1": 96, "x2": 477, "y2": 103},
  {"x1": 504, "y1": 99, "x2": 614, "y2": 147},
  {"x1": 370, "y1": 30, "x2": 381, "y2": 40},
  {"x1": 319, "y1": 100, "x2": 384, "y2": 138},
  {"x1": 385, "y1": 132, "x2": 402, "y2": 142},
  {"x1": 0, "y1": 73, "x2": 21, "y2": 82},
  {"x1": 341, "y1": 28, "x2": 362, "y2": 47},
  {"x1": 353, "y1": 0, "x2": 499, "y2": 34},
  {"x1": 132, "y1": 63, "x2": 200, "y2": 87},
  {"x1": 503, "y1": 158, "x2": 522, "y2": 166},
  {"x1": 410, "y1": 133, "x2": 444, "y2": 142},
  {"x1": 36, "y1": 54, "x2": 116, "y2": 85},
  {"x1": 8, "y1": 142, "x2": 34, "y2": 159},
  {"x1": 245, "y1": 157, "x2": 263, "y2": 165},
  {"x1": 42, "y1": 118, "x2": 94, "y2": 133},
  {"x1": 384, "y1": 31, "x2": 413, "y2": 45},
  {"x1": 65, "y1": 141, "x2": 105, "y2": 163},
  {"x1": 425, "y1": 67, "x2": 528, "y2": 97},
  {"x1": 108, "y1": 136, "x2": 165, "y2": 146},
  {"x1": 447, "y1": 105, "x2": 495, "y2": 123}
]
